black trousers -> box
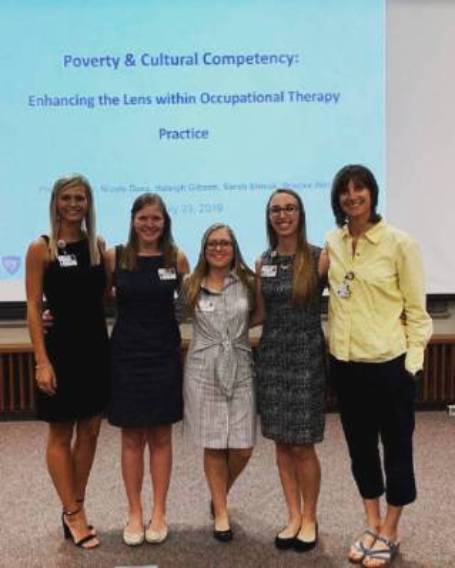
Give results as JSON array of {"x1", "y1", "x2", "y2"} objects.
[{"x1": 330, "y1": 355, "x2": 416, "y2": 507}]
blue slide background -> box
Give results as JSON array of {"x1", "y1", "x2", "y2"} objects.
[{"x1": 0, "y1": 0, "x2": 384, "y2": 298}]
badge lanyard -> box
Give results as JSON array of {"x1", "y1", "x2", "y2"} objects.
[
  {"x1": 336, "y1": 271, "x2": 355, "y2": 298},
  {"x1": 57, "y1": 239, "x2": 78, "y2": 268}
]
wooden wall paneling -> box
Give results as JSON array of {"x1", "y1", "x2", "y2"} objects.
[
  {"x1": 0, "y1": 355, "x2": 5, "y2": 412},
  {"x1": 28, "y1": 353, "x2": 36, "y2": 411},
  {"x1": 1, "y1": 336, "x2": 455, "y2": 418},
  {"x1": 8, "y1": 354, "x2": 15, "y2": 411},
  {"x1": 18, "y1": 353, "x2": 26, "y2": 410}
]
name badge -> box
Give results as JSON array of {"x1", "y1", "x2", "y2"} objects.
[
  {"x1": 198, "y1": 299, "x2": 215, "y2": 312},
  {"x1": 57, "y1": 254, "x2": 78, "y2": 268},
  {"x1": 336, "y1": 282, "x2": 351, "y2": 298},
  {"x1": 158, "y1": 268, "x2": 177, "y2": 280},
  {"x1": 261, "y1": 264, "x2": 277, "y2": 278}
]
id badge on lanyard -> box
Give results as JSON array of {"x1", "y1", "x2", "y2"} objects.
[
  {"x1": 198, "y1": 299, "x2": 215, "y2": 312},
  {"x1": 158, "y1": 268, "x2": 177, "y2": 280},
  {"x1": 261, "y1": 264, "x2": 277, "y2": 278},
  {"x1": 57, "y1": 254, "x2": 78, "y2": 268}
]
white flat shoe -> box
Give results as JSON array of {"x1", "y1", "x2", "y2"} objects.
[
  {"x1": 123, "y1": 525, "x2": 145, "y2": 546},
  {"x1": 145, "y1": 523, "x2": 168, "y2": 544}
]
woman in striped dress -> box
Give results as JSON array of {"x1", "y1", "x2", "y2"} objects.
[{"x1": 178, "y1": 223, "x2": 256, "y2": 542}]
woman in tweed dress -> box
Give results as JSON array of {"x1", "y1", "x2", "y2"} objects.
[
  {"x1": 255, "y1": 188, "x2": 328, "y2": 553},
  {"x1": 179, "y1": 223, "x2": 256, "y2": 542}
]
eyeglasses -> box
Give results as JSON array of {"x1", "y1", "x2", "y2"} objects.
[
  {"x1": 269, "y1": 204, "x2": 299, "y2": 216},
  {"x1": 206, "y1": 239, "x2": 233, "y2": 250}
]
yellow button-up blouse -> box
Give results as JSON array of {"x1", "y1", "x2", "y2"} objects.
[{"x1": 326, "y1": 220, "x2": 432, "y2": 374}]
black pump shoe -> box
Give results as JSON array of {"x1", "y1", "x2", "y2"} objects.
[
  {"x1": 213, "y1": 527, "x2": 233, "y2": 542},
  {"x1": 275, "y1": 530, "x2": 299, "y2": 550},
  {"x1": 294, "y1": 523, "x2": 318, "y2": 553}
]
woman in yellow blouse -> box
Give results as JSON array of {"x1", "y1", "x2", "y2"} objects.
[{"x1": 326, "y1": 165, "x2": 432, "y2": 567}]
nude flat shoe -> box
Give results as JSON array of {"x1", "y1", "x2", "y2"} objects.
[
  {"x1": 122, "y1": 524, "x2": 145, "y2": 546},
  {"x1": 145, "y1": 523, "x2": 168, "y2": 544}
]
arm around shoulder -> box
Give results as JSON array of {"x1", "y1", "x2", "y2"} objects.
[
  {"x1": 249, "y1": 257, "x2": 265, "y2": 328},
  {"x1": 318, "y1": 247, "x2": 329, "y2": 280},
  {"x1": 176, "y1": 249, "x2": 190, "y2": 276},
  {"x1": 97, "y1": 236, "x2": 107, "y2": 255},
  {"x1": 104, "y1": 247, "x2": 117, "y2": 300},
  {"x1": 175, "y1": 273, "x2": 191, "y2": 323}
]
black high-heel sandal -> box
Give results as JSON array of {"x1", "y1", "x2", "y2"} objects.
[
  {"x1": 62, "y1": 508, "x2": 100, "y2": 549},
  {"x1": 62, "y1": 502, "x2": 96, "y2": 535},
  {"x1": 75, "y1": 497, "x2": 96, "y2": 535}
]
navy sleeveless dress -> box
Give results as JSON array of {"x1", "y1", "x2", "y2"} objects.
[
  {"x1": 37, "y1": 238, "x2": 110, "y2": 422},
  {"x1": 108, "y1": 250, "x2": 183, "y2": 427}
]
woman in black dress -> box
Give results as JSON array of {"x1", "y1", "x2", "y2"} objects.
[
  {"x1": 106, "y1": 193, "x2": 189, "y2": 546},
  {"x1": 26, "y1": 174, "x2": 109, "y2": 549}
]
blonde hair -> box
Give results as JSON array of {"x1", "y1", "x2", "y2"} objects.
[
  {"x1": 184, "y1": 223, "x2": 255, "y2": 316},
  {"x1": 120, "y1": 193, "x2": 177, "y2": 271},
  {"x1": 266, "y1": 188, "x2": 317, "y2": 306},
  {"x1": 49, "y1": 174, "x2": 100, "y2": 265}
]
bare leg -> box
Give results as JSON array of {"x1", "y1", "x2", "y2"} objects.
[
  {"x1": 47, "y1": 423, "x2": 98, "y2": 547},
  {"x1": 72, "y1": 415, "x2": 102, "y2": 500},
  {"x1": 275, "y1": 443, "x2": 302, "y2": 537},
  {"x1": 204, "y1": 448, "x2": 230, "y2": 531},
  {"x1": 121, "y1": 427, "x2": 146, "y2": 533},
  {"x1": 226, "y1": 448, "x2": 253, "y2": 492},
  {"x1": 291, "y1": 444, "x2": 320, "y2": 540},
  {"x1": 363, "y1": 504, "x2": 402, "y2": 568},
  {"x1": 348, "y1": 498, "x2": 382, "y2": 562},
  {"x1": 146, "y1": 425, "x2": 172, "y2": 532},
  {"x1": 47, "y1": 422, "x2": 78, "y2": 510},
  {"x1": 380, "y1": 504, "x2": 402, "y2": 540}
]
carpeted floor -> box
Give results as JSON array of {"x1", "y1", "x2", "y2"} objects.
[{"x1": 0, "y1": 412, "x2": 453, "y2": 568}]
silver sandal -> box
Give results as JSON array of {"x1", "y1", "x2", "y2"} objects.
[
  {"x1": 362, "y1": 535, "x2": 400, "y2": 567},
  {"x1": 348, "y1": 529, "x2": 378, "y2": 564}
]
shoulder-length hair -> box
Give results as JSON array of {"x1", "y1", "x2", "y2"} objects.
[
  {"x1": 184, "y1": 223, "x2": 255, "y2": 315},
  {"x1": 331, "y1": 164, "x2": 382, "y2": 227},
  {"x1": 266, "y1": 188, "x2": 317, "y2": 307},
  {"x1": 49, "y1": 174, "x2": 100, "y2": 266},
  {"x1": 120, "y1": 192, "x2": 177, "y2": 270}
]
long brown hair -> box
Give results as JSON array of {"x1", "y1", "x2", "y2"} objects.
[
  {"x1": 184, "y1": 223, "x2": 255, "y2": 315},
  {"x1": 120, "y1": 193, "x2": 177, "y2": 270},
  {"x1": 49, "y1": 174, "x2": 100, "y2": 266},
  {"x1": 266, "y1": 188, "x2": 317, "y2": 306}
]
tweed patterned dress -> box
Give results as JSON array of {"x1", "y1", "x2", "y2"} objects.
[{"x1": 255, "y1": 246, "x2": 326, "y2": 444}]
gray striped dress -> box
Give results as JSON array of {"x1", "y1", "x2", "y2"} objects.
[{"x1": 181, "y1": 273, "x2": 256, "y2": 449}]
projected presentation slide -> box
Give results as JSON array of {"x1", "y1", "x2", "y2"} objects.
[{"x1": 0, "y1": 0, "x2": 384, "y2": 301}]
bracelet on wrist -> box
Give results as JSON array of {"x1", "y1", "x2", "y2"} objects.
[{"x1": 35, "y1": 363, "x2": 50, "y2": 370}]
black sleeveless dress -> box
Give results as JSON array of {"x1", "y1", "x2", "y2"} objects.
[
  {"x1": 108, "y1": 250, "x2": 183, "y2": 427},
  {"x1": 37, "y1": 238, "x2": 110, "y2": 422}
]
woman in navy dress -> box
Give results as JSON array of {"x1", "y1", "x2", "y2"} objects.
[
  {"x1": 106, "y1": 193, "x2": 189, "y2": 546},
  {"x1": 26, "y1": 174, "x2": 109, "y2": 549}
]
